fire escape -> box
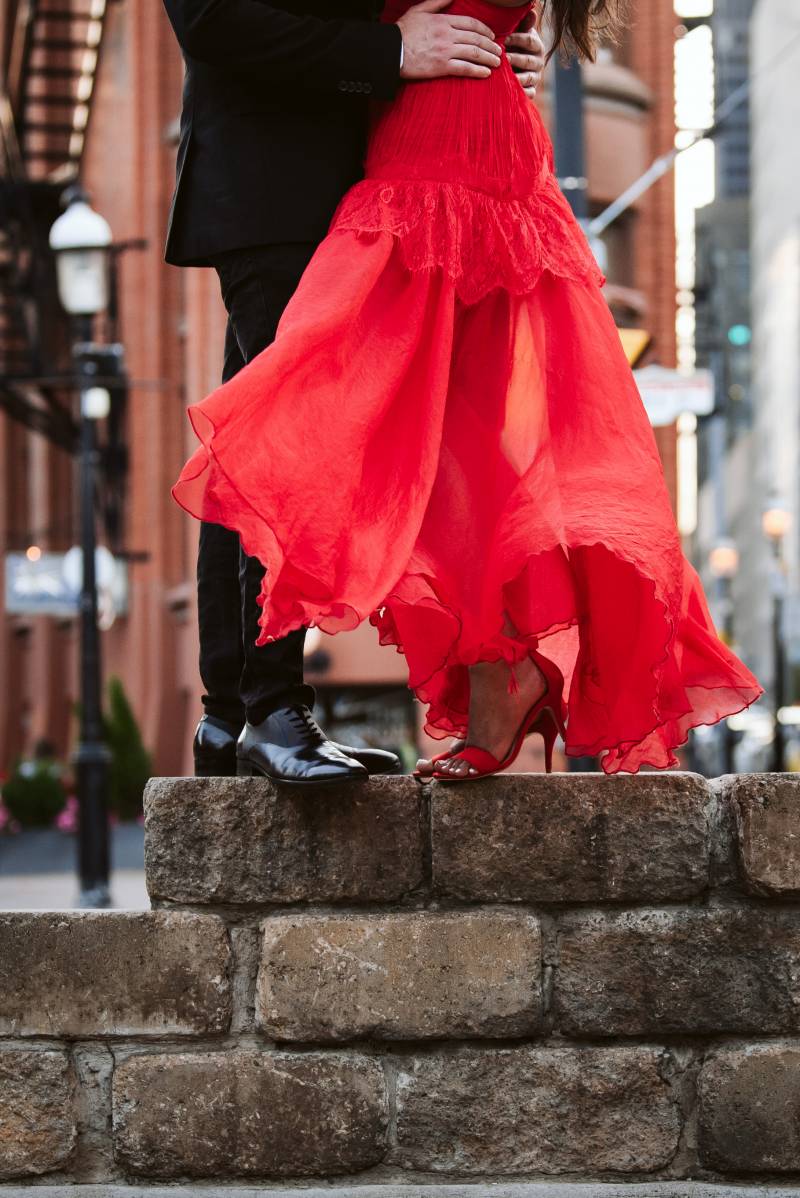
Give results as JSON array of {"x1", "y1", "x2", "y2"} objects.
[{"x1": 0, "y1": 0, "x2": 127, "y2": 543}]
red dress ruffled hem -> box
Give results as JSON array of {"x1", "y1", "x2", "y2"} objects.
[{"x1": 174, "y1": 237, "x2": 763, "y2": 774}]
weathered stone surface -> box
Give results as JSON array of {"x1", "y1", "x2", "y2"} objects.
[
  {"x1": 393, "y1": 1046, "x2": 680, "y2": 1173},
  {"x1": 698, "y1": 1045, "x2": 800, "y2": 1172},
  {"x1": 0, "y1": 1050, "x2": 76, "y2": 1179},
  {"x1": 257, "y1": 911, "x2": 542, "y2": 1040},
  {"x1": 145, "y1": 776, "x2": 424, "y2": 904},
  {"x1": 6, "y1": 1189, "x2": 800, "y2": 1198},
  {"x1": 113, "y1": 1051, "x2": 387, "y2": 1178},
  {"x1": 727, "y1": 774, "x2": 800, "y2": 895},
  {"x1": 71, "y1": 1045, "x2": 115, "y2": 1181},
  {"x1": 0, "y1": 912, "x2": 231, "y2": 1036},
  {"x1": 555, "y1": 907, "x2": 800, "y2": 1036},
  {"x1": 1, "y1": 1189, "x2": 798, "y2": 1198},
  {"x1": 432, "y1": 773, "x2": 710, "y2": 902}
]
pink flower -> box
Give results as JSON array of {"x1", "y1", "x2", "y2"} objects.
[{"x1": 55, "y1": 795, "x2": 80, "y2": 835}]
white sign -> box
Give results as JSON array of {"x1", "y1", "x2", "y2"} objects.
[
  {"x1": 5, "y1": 549, "x2": 128, "y2": 626},
  {"x1": 634, "y1": 365, "x2": 714, "y2": 427}
]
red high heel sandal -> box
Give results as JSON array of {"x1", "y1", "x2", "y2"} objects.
[{"x1": 432, "y1": 652, "x2": 567, "y2": 783}]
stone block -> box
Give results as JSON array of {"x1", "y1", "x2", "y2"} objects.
[
  {"x1": 0, "y1": 912, "x2": 230, "y2": 1036},
  {"x1": 555, "y1": 907, "x2": 800, "y2": 1035},
  {"x1": 728, "y1": 774, "x2": 800, "y2": 895},
  {"x1": 257, "y1": 911, "x2": 542, "y2": 1040},
  {"x1": 698, "y1": 1045, "x2": 800, "y2": 1172},
  {"x1": 113, "y1": 1051, "x2": 387, "y2": 1179},
  {"x1": 0, "y1": 1050, "x2": 75, "y2": 1179},
  {"x1": 432, "y1": 773, "x2": 710, "y2": 902},
  {"x1": 393, "y1": 1046, "x2": 680, "y2": 1173},
  {"x1": 145, "y1": 776, "x2": 424, "y2": 905}
]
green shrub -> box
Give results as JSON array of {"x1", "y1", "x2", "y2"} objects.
[
  {"x1": 104, "y1": 676, "x2": 152, "y2": 820},
  {"x1": 2, "y1": 760, "x2": 66, "y2": 827}
]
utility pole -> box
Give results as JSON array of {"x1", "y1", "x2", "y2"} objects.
[{"x1": 553, "y1": 56, "x2": 588, "y2": 223}]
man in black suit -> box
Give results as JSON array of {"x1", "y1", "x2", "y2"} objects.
[{"x1": 163, "y1": 0, "x2": 545, "y2": 786}]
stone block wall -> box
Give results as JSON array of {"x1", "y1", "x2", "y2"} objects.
[{"x1": 3, "y1": 772, "x2": 800, "y2": 1188}]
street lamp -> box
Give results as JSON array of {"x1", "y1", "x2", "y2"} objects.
[
  {"x1": 709, "y1": 538, "x2": 739, "y2": 582},
  {"x1": 49, "y1": 186, "x2": 113, "y2": 908},
  {"x1": 50, "y1": 187, "x2": 112, "y2": 317},
  {"x1": 709, "y1": 537, "x2": 740, "y2": 773},
  {"x1": 762, "y1": 499, "x2": 792, "y2": 774}
]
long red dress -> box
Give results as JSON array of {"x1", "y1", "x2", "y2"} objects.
[{"x1": 173, "y1": 0, "x2": 763, "y2": 773}]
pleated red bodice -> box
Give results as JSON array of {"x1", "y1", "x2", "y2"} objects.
[{"x1": 329, "y1": 0, "x2": 601, "y2": 302}]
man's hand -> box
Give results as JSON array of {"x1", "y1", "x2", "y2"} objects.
[
  {"x1": 506, "y1": 11, "x2": 545, "y2": 99},
  {"x1": 397, "y1": 0, "x2": 503, "y2": 81}
]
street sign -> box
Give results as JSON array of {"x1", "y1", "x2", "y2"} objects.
[
  {"x1": 634, "y1": 365, "x2": 714, "y2": 427},
  {"x1": 5, "y1": 549, "x2": 128, "y2": 623},
  {"x1": 619, "y1": 328, "x2": 652, "y2": 368}
]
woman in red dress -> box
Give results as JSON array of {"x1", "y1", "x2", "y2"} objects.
[{"x1": 173, "y1": 0, "x2": 763, "y2": 780}]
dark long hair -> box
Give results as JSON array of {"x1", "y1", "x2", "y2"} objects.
[{"x1": 543, "y1": 0, "x2": 623, "y2": 61}]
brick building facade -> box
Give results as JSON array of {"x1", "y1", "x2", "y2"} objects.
[{"x1": 0, "y1": 0, "x2": 679, "y2": 776}]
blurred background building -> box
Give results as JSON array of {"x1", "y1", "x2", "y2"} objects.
[
  {"x1": 0, "y1": 0, "x2": 683, "y2": 779},
  {"x1": 749, "y1": 0, "x2": 800, "y2": 734},
  {"x1": 690, "y1": 0, "x2": 800, "y2": 771}
]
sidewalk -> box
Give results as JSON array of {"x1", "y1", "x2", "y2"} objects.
[{"x1": 0, "y1": 823, "x2": 148, "y2": 909}]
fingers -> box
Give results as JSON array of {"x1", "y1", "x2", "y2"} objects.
[
  {"x1": 452, "y1": 28, "x2": 503, "y2": 56},
  {"x1": 448, "y1": 15, "x2": 497, "y2": 40},
  {"x1": 452, "y1": 39, "x2": 503, "y2": 69},
  {"x1": 511, "y1": 69, "x2": 539, "y2": 87},
  {"x1": 505, "y1": 27, "x2": 545, "y2": 55},
  {"x1": 506, "y1": 51, "x2": 542, "y2": 74},
  {"x1": 398, "y1": 10, "x2": 503, "y2": 81},
  {"x1": 447, "y1": 59, "x2": 493, "y2": 78}
]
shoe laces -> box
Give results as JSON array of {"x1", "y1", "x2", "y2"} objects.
[{"x1": 287, "y1": 707, "x2": 325, "y2": 743}]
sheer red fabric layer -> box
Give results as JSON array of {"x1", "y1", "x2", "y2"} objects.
[{"x1": 173, "y1": 0, "x2": 763, "y2": 773}]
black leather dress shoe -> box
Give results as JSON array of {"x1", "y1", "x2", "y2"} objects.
[
  {"x1": 236, "y1": 706, "x2": 368, "y2": 787},
  {"x1": 330, "y1": 741, "x2": 402, "y2": 775},
  {"x1": 193, "y1": 715, "x2": 243, "y2": 777},
  {"x1": 192, "y1": 712, "x2": 403, "y2": 779}
]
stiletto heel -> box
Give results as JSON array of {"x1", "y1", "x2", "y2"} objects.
[
  {"x1": 432, "y1": 650, "x2": 567, "y2": 783},
  {"x1": 535, "y1": 710, "x2": 560, "y2": 774}
]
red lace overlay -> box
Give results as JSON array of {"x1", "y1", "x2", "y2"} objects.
[{"x1": 330, "y1": 0, "x2": 604, "y2": 303}]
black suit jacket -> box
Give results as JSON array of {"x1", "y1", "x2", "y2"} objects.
[{"x1": 162, "y1": 0, "x2": 403, "y2": 266}]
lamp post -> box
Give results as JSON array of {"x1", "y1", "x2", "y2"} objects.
[
  {"x1": 709, "y1": 537, "x2": 740, "y2": 774},
  {"x1": 762, "y1": 501, "x2": 792, "y2": 774},
  {"x1": 49, "y1": 186, "x2": 113, "y2": 908},
  {"x1": 553, "y1": 55, "x2": 588, "y2": 223}
]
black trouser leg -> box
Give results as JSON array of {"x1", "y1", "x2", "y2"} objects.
[{"x1": 196, "y1": 243, "x2": 318, "y2": 726}]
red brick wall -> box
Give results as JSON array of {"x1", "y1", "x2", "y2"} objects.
[{"x1": 628, "y1": 1, "x2": 679, "y2": 507}]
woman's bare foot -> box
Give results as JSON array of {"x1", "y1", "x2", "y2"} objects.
[{"x1": 416, "y1": 655, "x2": 547, "y2": 779}]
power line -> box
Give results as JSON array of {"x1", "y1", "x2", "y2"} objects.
[{"x1": 588, "y1": 24, "x2": 800, "y2": 238}]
